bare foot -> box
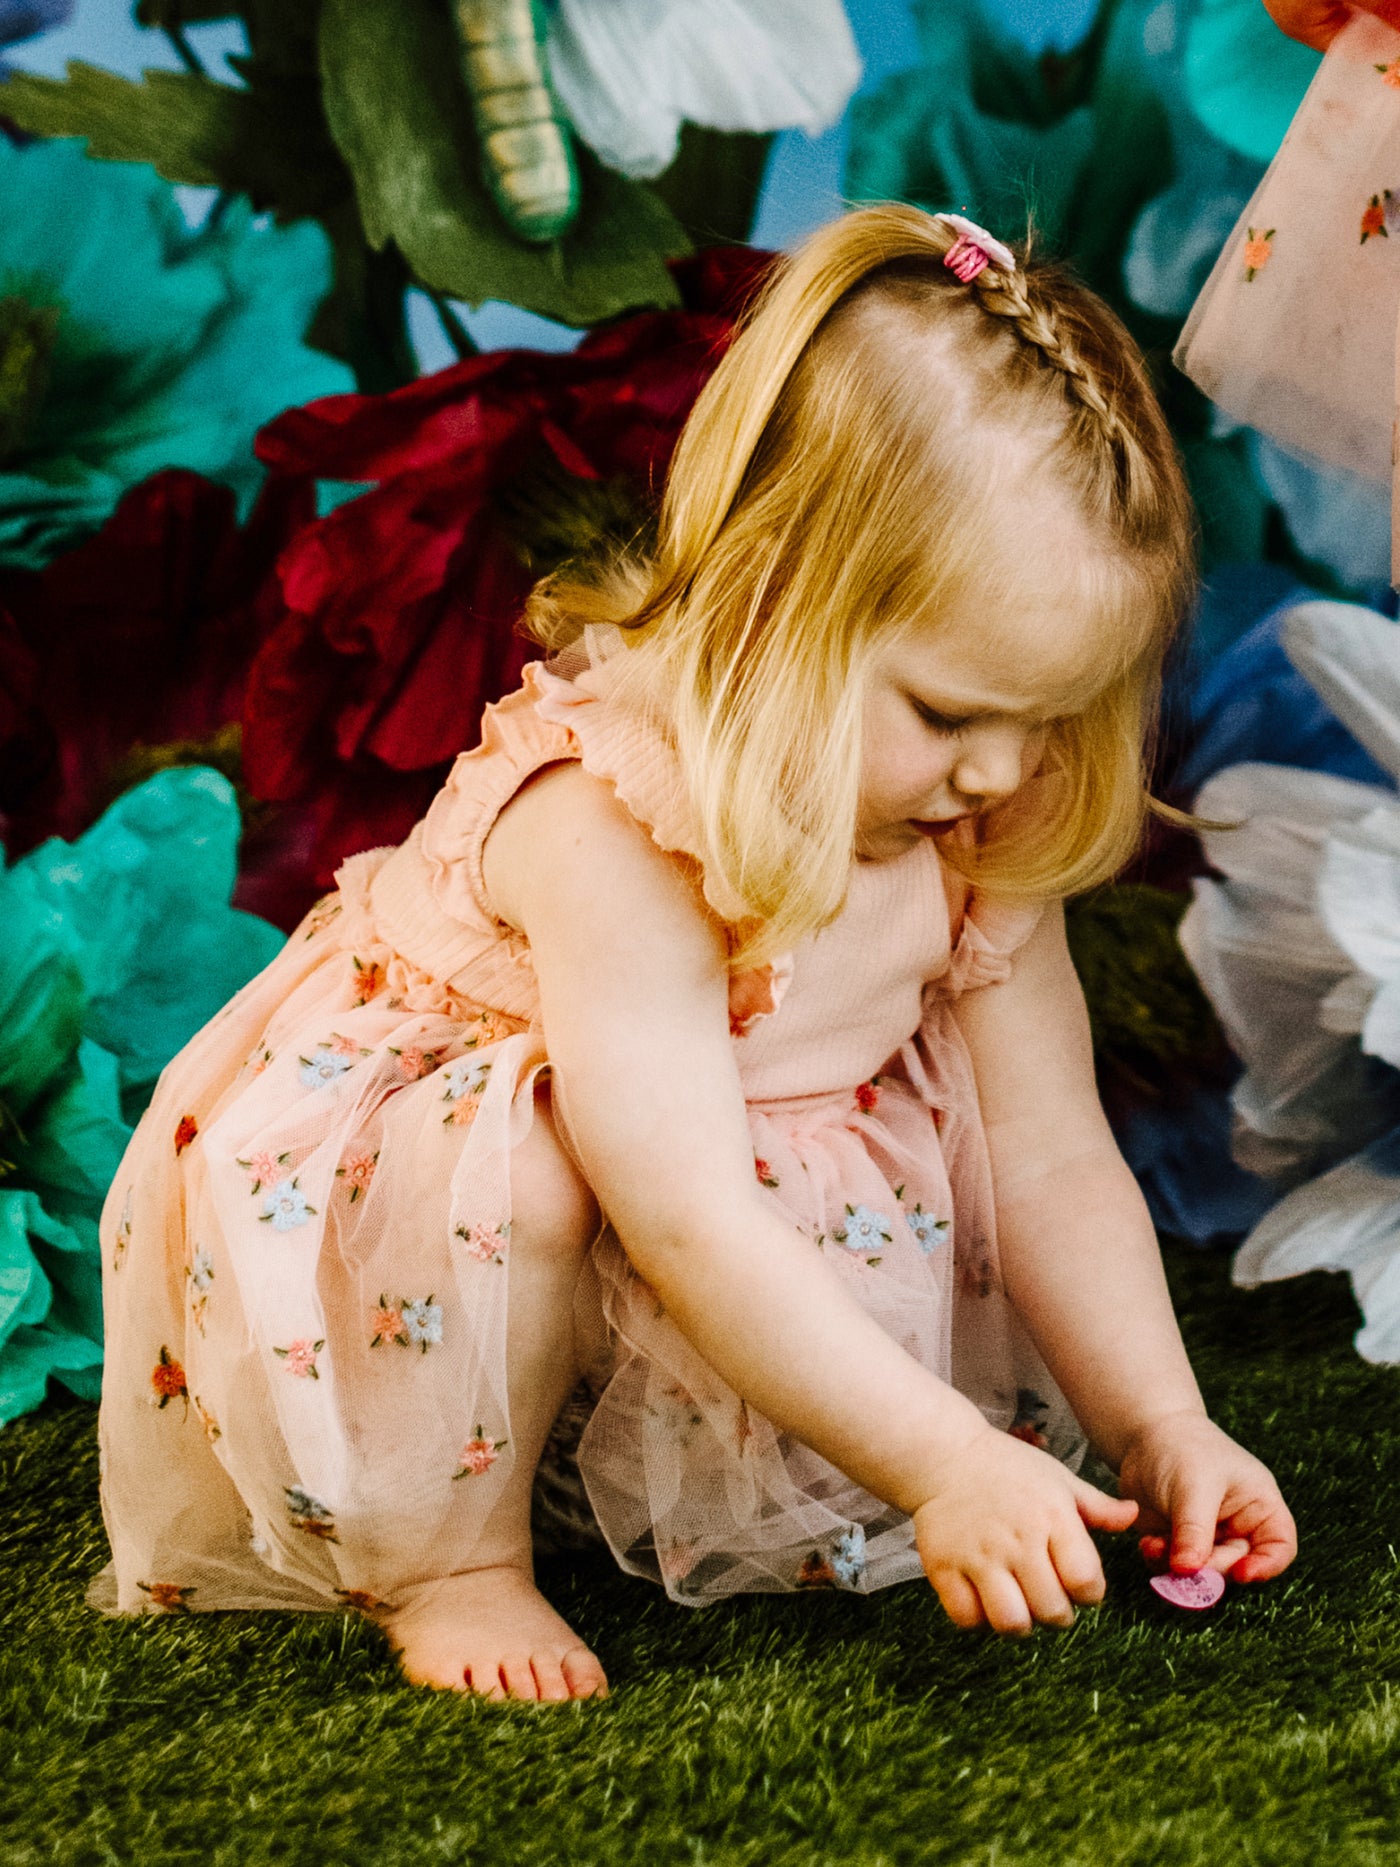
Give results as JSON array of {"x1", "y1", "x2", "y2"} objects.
[{"x1": 381, "y1": 1565, "x2": 609, "y2": 1701}]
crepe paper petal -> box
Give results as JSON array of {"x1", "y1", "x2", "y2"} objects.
[
  {"x1": 1183, "y1": 0, "x2": 1320, "y2": 163},
  {"x1": 0, "y1": 136, "x2": 350, "y2": 570},
  {"x1": 1281, "y1": 603, "x2": 1400, "y2": 785},
  {"x1": 546, "y1": 0, "x2": 860, "y2": 180},
  {"x1": 1150, "y1": 1567, "x2": 1225, "y2": 1609},
  {"x1": 0, "y1": 1187, "x2": 104, "y2": 1427},
  {"x1": 0, "y1": 0, "x2": 71, "y2": 47},
  {"x1": 1248, "y1": 442, "x2": 1393, "y2": 595}
]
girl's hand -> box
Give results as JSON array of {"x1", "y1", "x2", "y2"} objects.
[
  {"x1": 1116, "y1": 1410, "x2": 1297, "y2": 1584},
  {"x1": 913, "y1": 1430, "x2": 1140, "y2": 1635}
]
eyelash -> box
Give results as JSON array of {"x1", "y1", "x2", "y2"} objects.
[{"x1": 914, "y1": 702, "x2": 969, "y2": 734}]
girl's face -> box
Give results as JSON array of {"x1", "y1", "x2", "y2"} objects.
[{"x1": 855, "y1": 589, "x2": 1107, "y2": 863}]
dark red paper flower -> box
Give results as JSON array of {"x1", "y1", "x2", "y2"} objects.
[{"x1": 243, "y1": 247, "x2": 776, "y2": 898}]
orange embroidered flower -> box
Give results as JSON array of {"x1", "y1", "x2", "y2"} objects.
[
  {"x1": 1377, "y1": 57, "x2": 1400, "y2": 86},
  {"x1": 855, "y1": 1080, "x2": 880, "y2": 1113},
  {"x1": 453, "y1": 1428, "x2": 506, "y2": 1477},
  {"x1": 370, "y1": 1300, "x2": 406, "y2": 1347},
  {"x1": 796, "y1": 1552, "x2": 836, "y2": 1588},
  {"x1": 754, "y1": 1157, "x2": 780, "y2": 1189},
  {"x1": 447, "y1": 1094, "x2": 481, "y2": 1127},
  {"x1": 173, "y1": 1114, "x2": 198, "y2": 1156},
  {"x1": 337, "y1": 1150, "x2": 378, "y2": 1201},
  {"x1": 138, "y1": 1580, "x2": 194, "y2": 1611},
  {"x1": 335, "y1": 1588, "x2": 388, "y2": 1614},
  {"x1": 1242, "y1": 227, "x2": 1274, "y2": 279},
  {"x1": 150, "y1": 1346, "x2": 187, "y2": 1407},
  {"x1": 351, "y1": 956, "x2": 385, "y2": 1004},
  {"x1": 1361, "y1": 195, "x2": 1391, "y2": 243}
]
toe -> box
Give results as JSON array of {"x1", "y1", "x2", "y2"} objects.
[
  {"x1": 562, "y1": 1647, "x2": 609, "y2": 1700},
  {"x1": 531, "y1": 1653, "x2": 572, "y2": 1702},
  {"x1": 464, "y1": 1658, "x2": 508, "y2": 1701},
  {"x1": 500, "y1": 1653, "x2": 541, "y2": 1701}
]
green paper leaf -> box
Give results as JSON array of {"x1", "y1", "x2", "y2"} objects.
[
  {"x1": 0, "y1": 61, "x2": 345, "y2": 220},
  {"x1": 317, "y1": 0, "x2": 689, "y2": 326},
  {"x1": 134, "y1": 0, "x2": 239, "y2": 25}
]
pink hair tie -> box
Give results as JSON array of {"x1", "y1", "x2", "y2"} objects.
[{"x1": 935, "y1": 213, "x2": 1016, "y2": 284}]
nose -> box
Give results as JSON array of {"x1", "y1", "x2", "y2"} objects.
[{"x1": 951, "y1": 721, "x2": 1033, "y2": 806}]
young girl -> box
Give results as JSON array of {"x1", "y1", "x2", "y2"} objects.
[{"x1": 90, "y1": 203, "x2": 1296, "y2": 1701}]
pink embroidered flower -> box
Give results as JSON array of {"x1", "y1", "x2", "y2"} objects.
[
  {"x1": 242, "y1": 1150, "x2": 284, "y2": 1189},
  {"x1": 447, "y1": 1094, "x2": 481, "y2": 1127},
  {"x1": 337, "y1": 1150, "x2": 378, "y2": 1201},
  {"x1": 855, "y1": 1080, "x2": 880, "y2": 1113},
  {"x1": 456, "y1": 1221, "x2": 508, "y2": 1265},
  {"x1": 659, "y1": 1541, "x2": 698, "y2": 1583},
  {"x1": 351, "y1": 956, "x2": 385, "y2": 1003},
  {"x1": 1242, "y1": 227, "x2": 1274, "y2": 279},
  {"x1": 276, "y1": 1337, "x2": 323, "y2": 1378},
  {"x1": 392, "y1": 1044, "x2": 432, "y2": 1080},
  {"x1": 330, "y1": 1031, "x2": 362, "y2": 1058},
  {"x1": 173, "y1": 1114, "x2": 198, "y2": 1156},
  {"x1": 370, "y1": 1300, "x2": 405, "y2": 1347},
  {"x1": 454, "y1": 1428, "x2": 506, "y2": 1477}
]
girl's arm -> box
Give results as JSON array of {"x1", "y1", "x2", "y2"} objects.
[
  {"x1": 951, "y1": 899, "x2": 1296, "y2": 1578},
  {"x1": 484, "y1": 762, "x2": 991, "y2": 1515}
]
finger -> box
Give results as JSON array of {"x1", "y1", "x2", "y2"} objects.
[
  {"x1": 971, "y1": 1569, "x2": 1034, "y2": 1638},
  {"x1": 1227, "y1": 1506, "x2": 1299, "y2": 1583},
  {"x1": 930, "y1": 1569, "x2": 986, "y2": 1631},
  {"x1": 1205, "y1": 1537, "x2": 1251, "y2": 1576},
  {"x1": 1138, "y1": 1533, "x2": 1168, "y2": 1566},
  {"x1": 1168, "y1": 1487, "x2": 1225, "y2": 1572},
  {"x1": 1015, "y1": 1552, "x2": 1077, "y2": 1628},
  {"x1": 1049, "y1": 1521, "x2": 1107, "y2": 1606},
  {"x1": 1070, "y1": 1478, "x2": 1139, "y2": 1534}
]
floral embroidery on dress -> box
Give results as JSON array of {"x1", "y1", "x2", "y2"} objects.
[
  {"x1": 150, "y1": 1345, "x2": 188, "y2": 1412},
  {"x1": 284, "y1": 1485, "x2": 339, "y2": 1541},
  {"x1": 174, "y1": 1113, "x2": 199, "y2": 1156},
  {"x1": 369, "y1": 1298, "x2": 408, "y2": 1348},
  {"x1": 456, "y1": 1220, "x2": 509, "y2": 1266},
  {"x1": 259, "y1": 1177, "x2": 317, "y2": 1231},
  {"x1": 402, "y1": 1297, "x2": 443, "y2": 1349},
  {"x1": 350, "y1": 955, "x2": 385, "y2": 1005},
  {"x1": 389, "y1": 1043, "x2": 442, "y2": 1082},
  {"x1": 303, "y1": 896, "x2": 342, "y2": 940},
  {"x1": 239, "y1": 1149, "x2": 290, "y2": 1194},
  {"x1": 274, "y1": 1337, "x2": 325, "y2": 1378},
  {"x1": 1242, "y1": 227, "x2": 1274, "y2": 280},
  {"x1": 247, "y1": 1046, "x2": 274, "y2": 1076},
  {"x1": 1376, "y1": 56, "x2": 1400, "y2": 86},
  {"x1": 754, "y1": 1157, "x2": 780, "y2": 1189},
  {"x1": 854, "y1": 1079, "x2": 880, "y2": 1113},
  {"x1": 335, "y1": 1587, "x2": 396, "y2": 1614},
  {"x1": 460, "y1": 1010, "x2": 502, "y2": 1050},
  {"x1": 298, "y1": 1041, "x2": 362, "y2": 1089},
  {"x1": 906, "y1": 1205, "x2": 950, "y2": 1255},
  {"x1": 192, "y1": 1394, "x2": 221, "y2": 1442},
  {"x1": 336, "y1": 1150, "x2": 378, "y2": 1202},
  {"x1": 1008, "y1": 1388, "x2": 1050, "y2": 1450},
  {"x1": 453, "y1": 1427, "x2": 506, "y2": 1478},
  {"x1": 833, "y1": 1204, "x2": 892, "y2": 1261},
  {"x1": 186, "y1": 1247, "x2": 214, "y2": 1332},
  {"x1": 658, "y1": 1541, "x2": 699, "y2": 1589},
  {"x1": 138, "y1": 1580, "x2": 195, "y2": 1612},
  {"x1": 113, "y1": 1185, "x2": 132, "y2": 1271},
  {"x1": 1361, "y1": 192, "x2": 1397, "y2": 243},
  {"x1": 795, "y1": 1525, "x2": 866, "y2": 1591},
  {"x1": 441, "y1": 1057, "x2": 491, "y2": 1128}
]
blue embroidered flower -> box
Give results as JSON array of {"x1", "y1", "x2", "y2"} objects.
[
  {"x1": 906, "y1": 1205, "x2": 950, "y2": 1255},
  {"x1": 298, "y1": 1045, "x2": 354, "y2": 1089},
  {"x1": 832, "y1": 1525, "x2": 866, "y2": 1588},
  {"x1": 401, "y1": 1297, "x2": 443, "y2": 1350},
  {"x1": 441, "y1": 1057, "x2": 491, "y2": 1102},
  {"x1": 836, "y1": 1204, "x2": 892, "y2": 1253},
  {"x1": 260, "y1": 1178, "x2": 317, "y2": 1231},
  {"x1": 188, "y1": 1247, "x2": 215, "y2": 1292}
]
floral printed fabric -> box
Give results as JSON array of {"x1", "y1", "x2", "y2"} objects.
[
  {"x1": 1176, "y1": 13, "x2": 1400, "y2": 506},
  {"x1": 89, "y1": 657, "x2": 1083, "y2": 1621}
]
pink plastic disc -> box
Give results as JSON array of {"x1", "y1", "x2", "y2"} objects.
[{"x1": 1150, "y1": 1568, "x2": 1225, "y2": 1610}]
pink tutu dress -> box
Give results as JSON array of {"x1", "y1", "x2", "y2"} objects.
[{"x1": 89, "y1": 631, "x2": 1085, "y2": 1618}]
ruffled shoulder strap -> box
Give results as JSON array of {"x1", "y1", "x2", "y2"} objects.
[{"x1": 938, "y1": 854, "x2": 1045, "y2": 998}]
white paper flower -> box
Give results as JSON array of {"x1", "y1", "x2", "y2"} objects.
[{"x1": 545, "y1": 0, "x2": 861, "y2": 179}]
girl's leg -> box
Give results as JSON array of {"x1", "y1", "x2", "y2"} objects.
[{"x1": 381, "y1": 1084, "x2": 609, "y2": 1700}]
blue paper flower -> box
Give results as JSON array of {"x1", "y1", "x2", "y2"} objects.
[{"x1": 0, "y1": 135, "x2": 352, "y2": 569}]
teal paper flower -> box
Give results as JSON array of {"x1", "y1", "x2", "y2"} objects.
[
  {"x1": 0, "y1": 134, "x2": 352, "y2": 569},
  {"x1": 0, "y1": 765, "x2": 285, "y2": 1427}
]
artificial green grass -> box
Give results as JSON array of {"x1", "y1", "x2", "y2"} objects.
[{"x1": 3, "y1": 1248, "x2": 1399, "y2": 1867}]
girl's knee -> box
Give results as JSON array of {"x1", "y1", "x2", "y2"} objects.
[{"x1": 510, "y1": 1081, "x2": 601, "y2": 1262}]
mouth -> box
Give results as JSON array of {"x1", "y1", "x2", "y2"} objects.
[{"x1": 910, "y1": 815, "x2": 968, "y2": 835}]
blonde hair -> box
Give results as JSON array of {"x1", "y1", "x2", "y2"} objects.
[{"x1": 524, "y1": 202, "x2": 1196, "y2": 966}]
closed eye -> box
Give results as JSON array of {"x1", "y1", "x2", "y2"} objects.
[{"x1": 912, "y1": 699, "x2": 971, "y2": 733}]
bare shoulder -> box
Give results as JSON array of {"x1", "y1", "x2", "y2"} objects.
[{"x1": 481, "y1": 759, "x2": 726, "y2": 980}]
